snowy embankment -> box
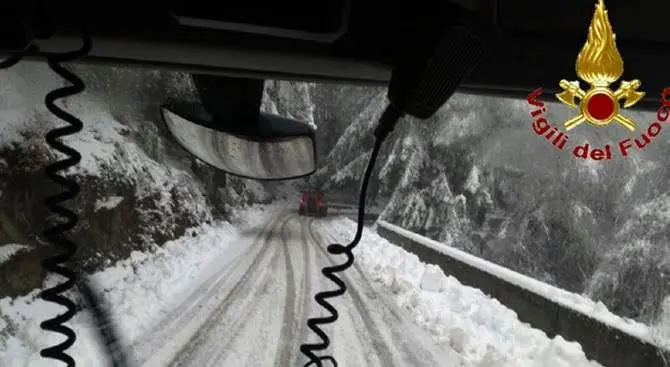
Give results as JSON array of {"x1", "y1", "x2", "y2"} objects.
[
  {"x1": 0, "y1": 203, "x2": 289, "y2": 367},
  {"x1": 321, "y1": 218, "x2": 604, "y2": 367},
  {"x1": 375, "y1": 219, "x2": 670, "y2": 352}
]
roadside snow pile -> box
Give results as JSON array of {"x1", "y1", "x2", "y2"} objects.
[
  {"x1": 0, "y1": 204, "x2": 288, "y2": 367},
  {"x1": 376, "y1": 219, "x2": 670, "y2": 351},
  {"x1": 322, "y1": 217, "x2": 603, "y2": 367}
]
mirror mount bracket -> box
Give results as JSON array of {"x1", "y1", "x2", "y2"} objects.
[{"x1": 192, "y1": 73, "x2": 265, "y2": 123}]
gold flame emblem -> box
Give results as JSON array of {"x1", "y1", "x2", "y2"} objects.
[{"x1": 556, "y1": 0, "x2": 644, "y2": 131}]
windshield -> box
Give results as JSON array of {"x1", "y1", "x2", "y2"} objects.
[{"x1": 0, "y1": 60, "x2": 668, "y2": 367}]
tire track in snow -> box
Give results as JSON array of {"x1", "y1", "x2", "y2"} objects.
[
  {"x1": 213, "y1": 215, "x2": 312, "y2": 367},
  {"x1": 133, "y1": 216, "x2": 283, "y2": 366},
  {"x1": 139, "y1": 213, "x2": 453, "y2": 367},
  {"x1": 299, "y1": 218, "x2": 378, "y2": 367},
  {"x1": 166, "y1": 215, "x2": 293, "y2": 367},
  {"x1": 314, "y1": 218, "x2": 449, "y2": 367},
  {"x1": 275, "y1": 216, "x2": 302, "y2": 366},
  {"x1": 306, "y1": 219, "x2": 397, "y2": 367},
  {"x1": 204, "y1": 242, "x2": 286, "y2": 367},
  {"x1": 279, "y1": 215, "x2": 318, "y2": 367},
  {"x1": 291, "y1": 216, "x2": 315, "y2": 366},
  {"x1": 171, "y1": 243, "x2": 281, "y2": 366}
]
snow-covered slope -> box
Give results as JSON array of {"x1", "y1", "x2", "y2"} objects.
[{"x1": 0, "y1": 62, "x2": 314, "y2": 299}]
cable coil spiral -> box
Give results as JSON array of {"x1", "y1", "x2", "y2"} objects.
[
  {"x1": 0, "y1": 16, "x2": 96, "y2": 367},
  {"x1": 300, "y1": 105, "x2": 403, "y2": 367},
  {"x1": 39, "y1": 30, "x2": 92, "y2": 367}
]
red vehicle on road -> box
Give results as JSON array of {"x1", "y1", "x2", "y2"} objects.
[{"x1": 299, "y1": 190, "x2": 328, "y2": 217}]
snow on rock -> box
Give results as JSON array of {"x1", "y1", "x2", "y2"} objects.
[
  {"x1": 464, "y1": 166, "x2": 481, "y2": 194},
  {"x1": 321, "y1": 217, "x2": 603, "y2": 367},
  {"x1": 0, "y1": 244, "x2": 28, "y2": 265},
  {"x1": 0, "y1": 63, "x2": 213, "y2": 216},
  {"x1": 94, "y1": 196, "x2": 124, "y2": 212}
]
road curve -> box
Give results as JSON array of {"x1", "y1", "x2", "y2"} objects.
[{"x1": 134, "y1": 213, "x2": 463, "y2": 367}]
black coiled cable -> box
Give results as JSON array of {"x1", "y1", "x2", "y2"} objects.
[
  {"x1": 0, "y1": 31, "x2": 90, "y2": 367},
  {"x1": 0, "y1": 16, "x2": 129, "y2": 367},
  {"x1": 40, "y1": 26, "x2": 131, "y2": 367},
  {"x1": 39, "y1": 27, "x2": 92, "y2": 367},
  {"x1": 300, "y1": 104, "x2": 404, "y2": 367}
]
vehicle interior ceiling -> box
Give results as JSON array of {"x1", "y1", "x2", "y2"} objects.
[{"x1": 4, "y1": 0, "x2": 667, "y2": 113}]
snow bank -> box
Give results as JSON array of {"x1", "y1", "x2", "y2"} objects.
[
  {"x1": 322, "y1": 217, "x2": 603, "y2": 367},
  {"x1": 0, "y1": 204, "x2": 287, "y2": 367},
  {"x1": 375, "y1": 219, "x2": 668, "y2": 350}
]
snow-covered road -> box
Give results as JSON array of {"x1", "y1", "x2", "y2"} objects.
[
  {"x1": 1, "y1": 204, "x2": 604, "y2": 367},
  {"x1": 137, "y1": 214, "x2": 461, "y2": 367}
]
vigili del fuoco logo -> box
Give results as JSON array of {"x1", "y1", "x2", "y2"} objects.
[{"x1": 527, "y1": 0, "x2": 670, "y2": 160}]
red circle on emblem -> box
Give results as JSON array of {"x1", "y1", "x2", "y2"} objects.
[{"x1": 587, "y1": 93, "x2": 615, "y2": 120}]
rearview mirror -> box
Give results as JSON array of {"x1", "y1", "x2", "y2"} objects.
[{"x1": 161, "y1": 101, "x2": 317, "y2": 180}]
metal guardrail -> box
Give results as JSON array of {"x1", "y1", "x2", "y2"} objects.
[{"x1": 375, "y1": 220, "x2": 670, "y2": 367}]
